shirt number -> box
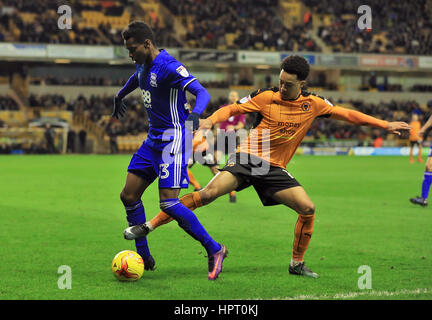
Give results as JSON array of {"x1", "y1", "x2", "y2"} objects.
[{"x1": 159, "y1": 164, "x2": 169, "y2": 179}]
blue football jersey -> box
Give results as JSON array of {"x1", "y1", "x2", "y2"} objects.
[{"x1": 135, "y1": 49, "x2": 196, "y2": 153}]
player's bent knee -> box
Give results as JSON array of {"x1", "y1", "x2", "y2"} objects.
[
  {"x1": 120, "y1": 189, "x2": 138, "y2": 205},
  {"x1": 299, "y1": 203, "x2": 315, "y2": 215}
]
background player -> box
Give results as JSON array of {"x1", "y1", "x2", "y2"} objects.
[
  {"x1": 188, "y1": 129, "x2": 219, "y2": 191},
  {"x1": 113, "y1": 21, "x2": 227, "y2": 280},
  {"x1": 409, "y1": 113, "x2": 423, "y2": 163},
  {"x1": 410, "y1": 113, "x2": 432, "y2": 206},
  {"x1": 216, "y1": 90, "x2": 246, "y2": 202},
  {"x1": 124, "y1": 55, "x2": 411, "y2": 278}
]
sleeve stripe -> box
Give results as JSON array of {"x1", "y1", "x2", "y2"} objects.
[{"x1": 182, "y1": 78, "x2": 197, "y2": 91}]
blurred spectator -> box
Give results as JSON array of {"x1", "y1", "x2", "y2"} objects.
[
  {"x1": 44, "y1": 123, "x2": 56, "y2": 153},
  {"x1": 373, "y1": 135, "x2": 384, "y2": 148},
  {"x1": 78, "y1": 129, "x2": 87, "y2": 153},
  {"x1": 106, "y1": 121, "x2": 119, "y2": 154},
  {"x1": 67, "y1": 129, "x2": 76, "y2": 153}
]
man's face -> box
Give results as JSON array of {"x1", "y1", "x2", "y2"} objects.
[
  {"x1": 279, "y1": 70, "x2": 305, "y2": 100},
  {"x1": 228, "y1": 91, "x2": 239, "y2": 104},
  {"x1": 125, "y1": 37, "x2": 149, "y2": 65}
]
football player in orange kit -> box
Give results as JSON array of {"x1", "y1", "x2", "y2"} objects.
[
  {"x1": 187, "y1": 129, "x2": 219, "y2": 191},
  {"x1": 124, "y1": 55, "x2": 411, "y2": 278},
  {"x1": 409, "y1": 113, "x2": 423, "y2": 163}
]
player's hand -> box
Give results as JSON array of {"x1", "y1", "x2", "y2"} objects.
[
  {"x1": 186, "y1": 112, "x2": 200, "y2": 131},
  {"x1": 386, "y1": 121, "x2": 412, "y2": 136},
  {"x1": 112, "y1": 96, "x2": 127, "y2": 119},
  {"x1": 199, "y1": 118, "x2": 213, "y2": 130},
  {"x1": 419, "y1": 129, "x2": 425, "y2": 139}
]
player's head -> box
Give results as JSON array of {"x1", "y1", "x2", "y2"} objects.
[
  {"x1": 122, "y1": 21, "x2": 156, "y2": 65},
  {"x1": 279, "y1": 55, "x2": 309, "y2": 100},
  {"x1": 228, "y1": 91, "x2": 239, "y2": 104},
  {"x1": 412, "y1": 114, "x2": 419, "y2": 121}
]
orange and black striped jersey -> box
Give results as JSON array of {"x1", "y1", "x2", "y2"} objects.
[{"x1": 209, "y1": 88, "x2": 388, "y2": 168}]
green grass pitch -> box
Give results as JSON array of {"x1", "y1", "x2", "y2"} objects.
[{"x1": 0, "y1": 154, "x2": 431, "y2": 300}]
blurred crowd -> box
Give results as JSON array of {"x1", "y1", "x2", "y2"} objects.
[
  {"x1": 1, "y1": 90, "x2": 430, "y2": 154},
  {"x1": 304, "y1": 0, "x2": 432, "y2": 55},
  {"x1": 29, "y1": 75, "x2": 129, "y2": 87},
  {"x1": 307, "y1": 98, "x2": 426, "y2": 142},
  {"x1": 162, "y1": 0, "x2": 320, "y2": 51},
  {"x1": 0, "y1": 0, "x2": 179, "y2": 47},
  {"x1": 65, "y1": 94, "x2": 149, "y2": 136},
  {"x1": 0, "y1": 95, "x2": 19, "y2": 110},
  {"x1": 29, "y1": 94, "x2": 66, "y2": 108},
  {"x1": 1, "y1": 0, "x2": 431, "y2": 55}
]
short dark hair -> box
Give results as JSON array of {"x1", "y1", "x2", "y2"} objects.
[
  {"x1": 122, "y1": 21, "x2": 156, "y2": 45},
  {"x1": 280, "y1": 55, "x2": 310, "y2": 81}
]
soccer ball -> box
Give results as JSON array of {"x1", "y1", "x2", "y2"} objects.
[{"x1": 111, "y1": 250, "x2": 144, "y2": 281}]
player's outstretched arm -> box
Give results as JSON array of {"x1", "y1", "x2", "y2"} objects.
[
  {"x1": 329, "y1": 106, "x2": 412, "y2": 135},
  {"x1": 185, "y1": 80, "x2": 211, "y2": 130},
  {"x1": 112, "y1": 72, "x2": 139, "y2": 119},
  {"x1": 419, "y1": 115, "x2": 432, "y2": 138},
  {"x1": 199, "y1": 104, "x2": 242, "y2": 130}
]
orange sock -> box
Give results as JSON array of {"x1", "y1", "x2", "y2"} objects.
[
  {"x1": 187, "y1": 169, "x2": 201, "y2": 190},
  {"x1": 229, "y1": 191, "x2": 236, "y2": 197},
  {"x1": 292, "y1": 214, "x2": 315, "y2": 262},
  {"x1": 149, "y1": 192, "x2": 203, "y2": 229}
]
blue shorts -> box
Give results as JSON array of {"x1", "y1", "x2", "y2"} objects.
[{"x1": 128, "y1": 142, "x2": 189, "y2": 189}]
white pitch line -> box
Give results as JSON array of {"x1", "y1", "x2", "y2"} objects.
[{"x1": 266, "y1": 288, "x2": 431, "y2": 300}]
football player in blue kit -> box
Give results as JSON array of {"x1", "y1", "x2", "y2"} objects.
[{"x1": 113, "y1": 21, "x2": 227, "y2": 280}]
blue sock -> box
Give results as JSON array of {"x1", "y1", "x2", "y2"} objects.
[
  {"x1": 421, "y1": 171, "x2": 432, "y2": 199},
  {"x1": 160, "y1": 198, "x2": 221, "y2": 256},
  {"x1": 125, "y1": 200, "x2": 151, "y2": 259}
]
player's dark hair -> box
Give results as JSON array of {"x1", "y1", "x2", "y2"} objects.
[
  {"x1": 122, "y1": 21, "x2": 156, "y2": 45},
  {"x1": 280, "y1": 55, "x2": 310, "y2": 81}
]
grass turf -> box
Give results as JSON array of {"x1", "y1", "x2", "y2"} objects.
[{"x1": 0, "y1": 154, "x2": 431, "y2": 300}]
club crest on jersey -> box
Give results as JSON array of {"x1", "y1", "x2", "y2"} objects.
[
  {"x1": 176, "y1": 66, "x2": 189, "y2": 77},
  {"x1": 150, "y1": 72, "x2": 157, "y2": 87},
  {"x1": 301, "y1": 102, "x2": 311, "y2": 112}
]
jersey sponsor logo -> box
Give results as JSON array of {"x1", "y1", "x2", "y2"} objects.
[
  {"x1": 301, "y1": 102, "x2": 311, "y2": 112},
  {"x1": 277, "y1": 122, "x2": 300, "y2": 128},
  {"x1": 150, "y1": 72, "x2": 158, "y2": 87},
  {"x1": 141, "y1": 89, "x2": 152, "y2": 109},
  {"x1": 278, "y1": 121, "x2": 300, "y2": 136},
  {"x1": 239, "y1": 95, "x2": 251, "y2": 104},
  {"x1": 176, "y1": 65, "x2": 190, "y2": 77}
]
